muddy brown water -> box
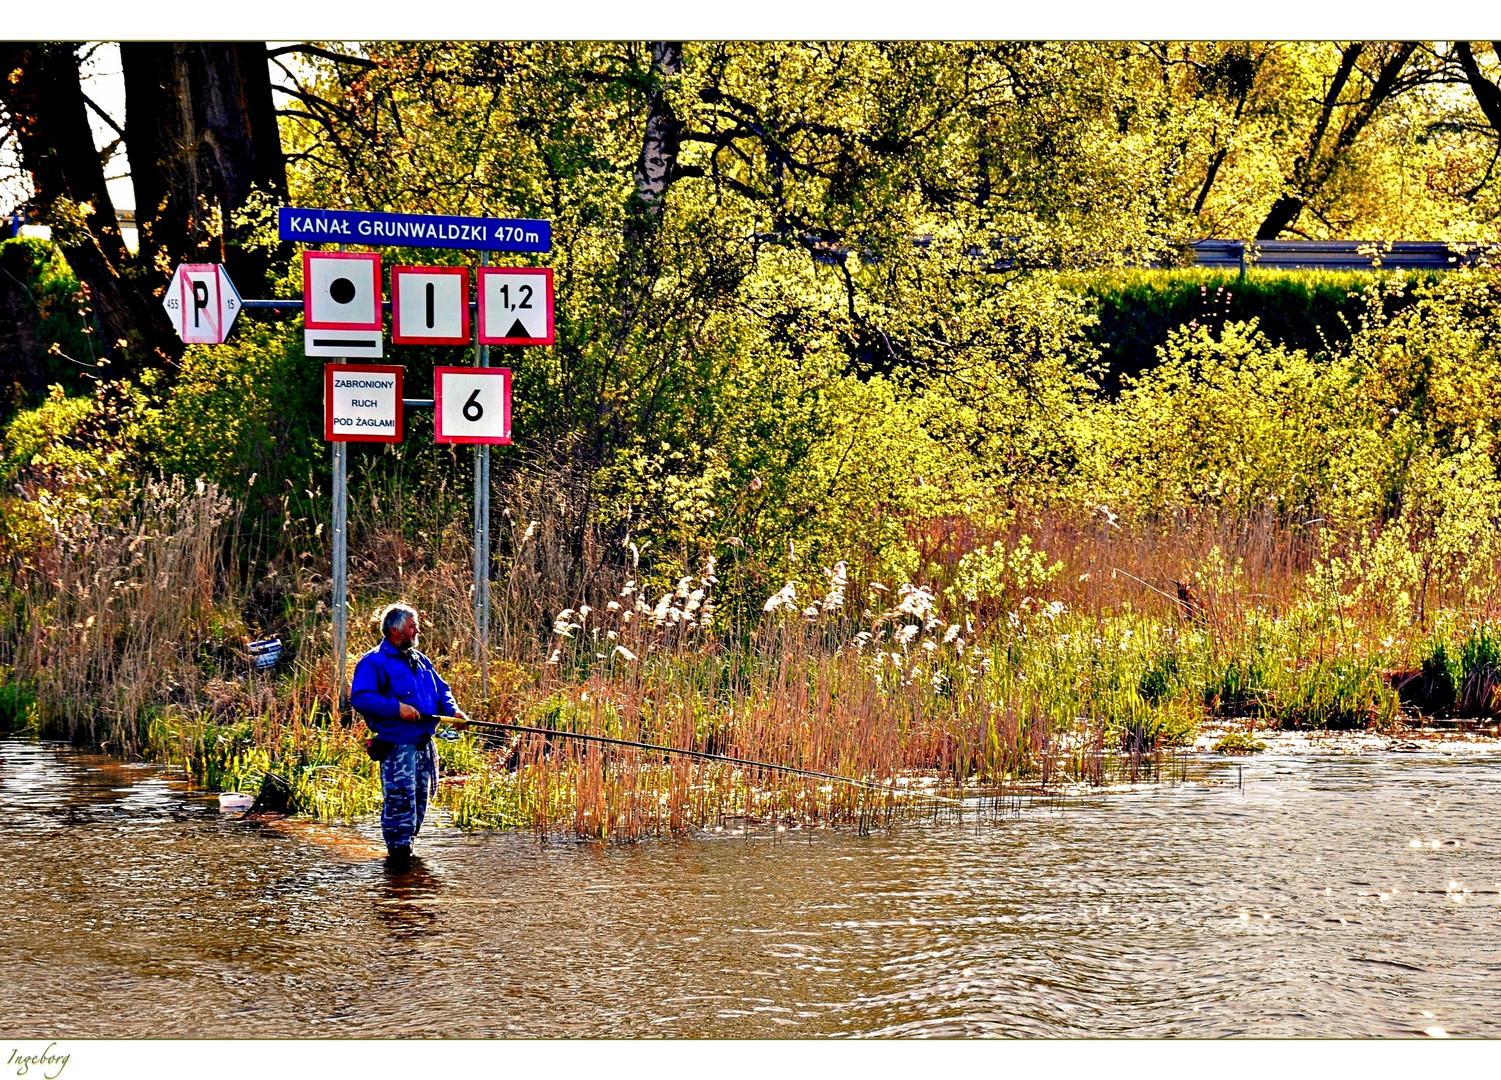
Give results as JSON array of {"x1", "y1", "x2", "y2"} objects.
[{"x1": 3, "y1": 735, "x2": 1499, "y2": 1037}]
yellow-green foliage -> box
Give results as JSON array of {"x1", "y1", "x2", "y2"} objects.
[
  {"x1": 528, "y1": 690, "x2": 621, "y2": 737},
  {"x1": 136, "y1": 321, "x2": 322, "y2": 500},
  {"x1": 3, "y1": 385, "x2": 96, "y2": 476},
  {"x1": 947, "y1": 536, "x2": 1063, "y2": 612},
  {"x1": 1312, "y1": 439, "x2": 1501, "y2": 623},
  {"x1": 1102, "y1": 319, "x2": 1383, "y2": 522},
  {"x1": 8, "y1": 40, "x2": 1501, "y2": 831}
]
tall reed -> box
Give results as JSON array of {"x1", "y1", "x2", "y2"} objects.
[
  {"x1": 5, "y1": 476, "x2": 232, "y2": 752},
  {"x1": 2, "y1": 457, "x2": 1476, "y2": 839}
]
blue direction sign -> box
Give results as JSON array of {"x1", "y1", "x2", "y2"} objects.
[{"x1": 278, "y1": 207, "x2": 550, "y2": 253}]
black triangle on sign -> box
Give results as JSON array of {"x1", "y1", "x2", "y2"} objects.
[{"x1": 505, "y1": 319, "x2": 532, "y2": 340}]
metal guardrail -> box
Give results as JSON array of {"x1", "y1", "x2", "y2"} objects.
[
  {"x1": 769, "y1": 233, "x2": 1500, "y2": 272},
  {"x1": 1190, "y1": 240, "x2": 1499, "y2": 272}
]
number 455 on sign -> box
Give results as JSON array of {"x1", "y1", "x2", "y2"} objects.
[{"x1": 434, "y1": 367, "x2": 511, "y2": 444}]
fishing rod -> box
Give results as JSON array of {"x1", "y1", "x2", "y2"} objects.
[
  {"x1": 431, "y1": 716, "x2": 908, "y2": 796},
  {"x1": 1110, "y1": 565, "x2": 1181, "y2": 606}
]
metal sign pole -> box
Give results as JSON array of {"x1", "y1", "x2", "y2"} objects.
[
  {"x1": 332, "y1": 243, "x2": 349, "y2": 722},
  {"x1": 473, "y1": 250, "x2": 491, "y2": 704},
  {"x1": 333, "y1": 440, "x2": 348, "y2": 717}
]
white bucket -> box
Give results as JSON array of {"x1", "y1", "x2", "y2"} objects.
[{"x1": 218, "y1": 792, "x2": 255, "y2": 811}]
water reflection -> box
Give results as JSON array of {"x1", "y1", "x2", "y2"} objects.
[
  {"x1": 3, "y1": 735, "x2": 1501, "y2": 1037},
  {"x1": 374, "y1": 858, "x2": 444, "y2": 938}
]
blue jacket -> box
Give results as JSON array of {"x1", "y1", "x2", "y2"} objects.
[{"x1": 349, "y1": 640, "x2": 460, "y2": 744}]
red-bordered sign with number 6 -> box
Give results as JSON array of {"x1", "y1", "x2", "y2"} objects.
[{"x1": 434, "y1": 367, "x2": 511, "y2": 444}]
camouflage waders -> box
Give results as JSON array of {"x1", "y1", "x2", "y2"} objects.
[{"x1": 380, "y1": 738, "x2": 438, "y2": 852}]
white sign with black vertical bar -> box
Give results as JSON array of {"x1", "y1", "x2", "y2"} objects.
[
  {"x1": 303, "y1": 250, "x2": 383, "y2": 357},
  {"x1": 434, "y1": 366, "x2": 511, "y2": 444}
]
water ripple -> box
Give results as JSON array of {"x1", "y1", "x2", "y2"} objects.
[{"x1": 3, "y1": 737, "x2": 1499, "y2": 1036}]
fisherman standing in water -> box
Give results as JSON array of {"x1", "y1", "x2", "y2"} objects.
[{"x1": 350, "y1": 603, "x2": 468, "y2": 867}]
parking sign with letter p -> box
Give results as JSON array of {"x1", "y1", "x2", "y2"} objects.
[
  {"x1": 163, "y1": 263, "x2": 241, "y2": 344},
  {"x1": 434, "y1": 367, "x2": 511, "y2": 444}
]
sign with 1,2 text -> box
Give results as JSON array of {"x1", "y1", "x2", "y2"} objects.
[
  {"x1": 304, "y1": 251, "x2": 383, "y2": 358},
  {"x1": 279, "y1": 207, "x2": 551, "y2": 253},
  {"x1": 434, "y1": 367, "x2": 511, "y2": 444},
  {"x1": 325, "y1": 364, "x2": 403, "y2": 442},
  {"x1": 391, "y1": 265, "x2": 469, "y2": 345},
  {"x1": 478, "y1": 267, "x2": 553, "y2": 346},
  {"x1": 163, "y1": 263, "x2": 241, "y2": 344}
]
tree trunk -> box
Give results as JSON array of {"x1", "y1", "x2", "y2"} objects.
[
  {"x1": 1255, "y1": 194, "x2": 1305, "y2": 240},
  {"x1": 121, "y1": 42, "x2": 288, "y2": 295},
  {"x1": 625, "y1": 41, "x2": 684, "y2": 244},
  {"x1": 1255, "y1": 42, "x2": 1417, "y2": 239},
  {"x1": 1455, "y1": 42, "x2": 1501, "y2": 135},
  {"x1": 0, "y1": 42, "x2": 175, "y2": 371},
  {"x1": 0, "y1": 241, "x2": 45, "y2": 408}
]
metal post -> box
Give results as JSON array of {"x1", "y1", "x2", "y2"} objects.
[
  {"x1": 473, "y1": 250, "x2": 491, "y2": 703},
  {"x1": 333, "y1": 440, "x2": 348, "y2": 719},
  {"x1": 331, "y1": 243, "x2": 349, "y2": 722}
]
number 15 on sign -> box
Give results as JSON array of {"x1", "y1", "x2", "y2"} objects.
[{"x1": 434, "y1": 367, "x2": 511, "y2": 444}]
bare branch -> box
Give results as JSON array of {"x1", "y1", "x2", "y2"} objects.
[
  {"x1": 80, "y1": 92, "x2": 124, "y2": 140},
  {"x1": 267, "y1": 44, "x2": 377, "y2": 70}
]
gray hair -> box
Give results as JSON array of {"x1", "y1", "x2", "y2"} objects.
[{"x1": 379, "y1": 602, "x2": 418, "y2": 639}]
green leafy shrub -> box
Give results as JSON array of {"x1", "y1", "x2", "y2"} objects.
[
  {"x1": 135, "y1": 321, "x2": 322, "y2": 504},
  {"x1": 0, "y1": 680, "x2": 37, "y2": 731},
  {"x1": 946, "y1": 536, "x2": 1063, "y2": 617}
]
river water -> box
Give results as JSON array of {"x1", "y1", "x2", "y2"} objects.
[{"x1": 3, "y1": 735, "x2": 1498, "y2": 1038}]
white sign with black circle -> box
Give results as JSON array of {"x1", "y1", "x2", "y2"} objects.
[
  {"x1": 303, "y1": 251, "x2": 383, "y2": 357},
  {"x1": 434, "y1": 366, "x2": 511, "y2": 444}
]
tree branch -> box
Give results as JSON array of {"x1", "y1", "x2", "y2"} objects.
[
  {"x1": 79, "y1": 92, "x2": 124, "y2": 140},
  {"x1": 267, "y1": 44, "x2": 378, "y2": 69}
]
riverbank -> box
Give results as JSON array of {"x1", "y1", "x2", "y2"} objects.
[
  {"x1": 11, "y1": 475, "x2": 1501, "y2": 838},
  {"x1": 12, "y1": 576, "x2": 1501, "y2": 839}
]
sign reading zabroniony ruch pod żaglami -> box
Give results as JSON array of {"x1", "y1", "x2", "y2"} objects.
[{"x1": 324, "y1": 364, "x2": 403, "y2": 443}]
